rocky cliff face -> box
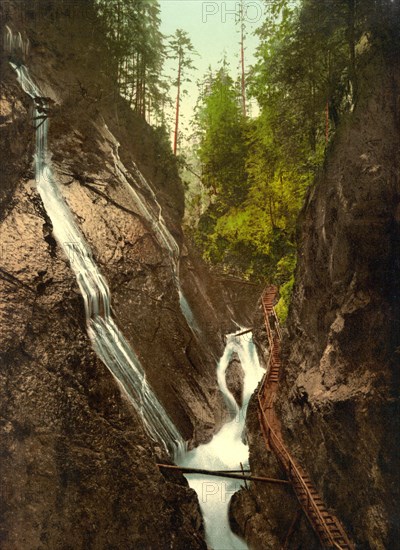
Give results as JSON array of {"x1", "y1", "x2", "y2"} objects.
[
  {"x1": 277, "y1": 44, "x2": 400, "y2": 549},
  {"x1": 231, "y1": 34, "x2": 400, "y2": 550},
  {"x1": 0, "y1": 2, "x2": 260, "y2": 548}
]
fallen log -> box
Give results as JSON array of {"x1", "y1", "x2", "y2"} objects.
[{"x1": 157, "y1": 464, "x2": 290, "y2": 485}]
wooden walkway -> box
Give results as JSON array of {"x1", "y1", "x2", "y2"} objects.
[{"x1": 258, "y1": 286, "x2": 355, "y2": 550}]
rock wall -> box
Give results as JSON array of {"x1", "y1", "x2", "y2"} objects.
[
  {"x1": 0, "y1": 173, "x2": 207, "y2": 550},
  {"x1": 0, "y1": 1, "x2": 260, "y2": 547},
  {"x1": 231, "y1": 29, "x2": 400, "y2": 550},
  {"x1": 277, "y1": 42, "x2": 400, "y2": 549}
]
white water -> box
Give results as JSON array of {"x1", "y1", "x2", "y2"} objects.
[
  {"x1": 102, "y1": 124, "x2": 199, "y2": 334},
  {"x1": 180, "y1": 331, "x2": 265, "y2": 549},
  {"x1": 3, "y1": 25, "x2": 29, "y2": 59},
  {"x1": 6, "y1": 29, "x2": 263, "y2": 546},
  {"x1": 9, "y1": 53, "x2": 184, "y2": 457}
]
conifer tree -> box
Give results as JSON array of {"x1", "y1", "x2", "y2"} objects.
[
  {"x1": 168, "y1": 29, "x2": 196, "y2": 155},
  {"x1": 95, "y1": 0, "x2": 167, "y2": 122}
]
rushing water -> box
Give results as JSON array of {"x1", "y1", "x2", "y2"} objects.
[
  {"x1": 9, "y1": 55, "x2": 184, "y2": 457},
  {"x1": 7, "y1": 28, "x2": 264, "y2": 546},
  {"x1": 179, "y1": 331, "x2": 265, "y2": 549},
  {"x1": 4, "y1": 25, "x2": 29, "y2": 59}
]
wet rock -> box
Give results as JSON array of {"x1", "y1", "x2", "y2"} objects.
[
  {"x1": 225, "y1": 352, "x2": 245, "y2": 408},
  {"x1": 0, "y1": 3, "x2": 260, "y2": 548},
  {"x1": 275, "y1": 48, "x2": 400, "y2": 550}
]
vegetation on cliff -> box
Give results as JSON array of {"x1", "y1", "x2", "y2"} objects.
[{"x1": 184, "y1": 0, "x2": 398, "y2": 318}]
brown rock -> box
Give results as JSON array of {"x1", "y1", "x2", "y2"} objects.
[
  {"x1": 0, "y1": 2, "x2": 260, "y2": 547},
  {"x1": 225, "y1": 352, "x2": 245, "y2": 408}
]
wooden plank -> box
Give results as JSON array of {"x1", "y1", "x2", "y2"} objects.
[{"x1": 156, "y1": 464, "x2": 290, "y2": 485}]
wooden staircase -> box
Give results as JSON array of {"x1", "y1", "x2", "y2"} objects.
[{"x1": 258, "y1": 286, "x2": 355, "y2": 550}]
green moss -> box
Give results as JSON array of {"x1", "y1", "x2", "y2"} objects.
[{"x1": 275, "y1": 274, "x2": 295, "y2": 324}]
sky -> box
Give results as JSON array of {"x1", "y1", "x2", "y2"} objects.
[{"x1": 159, "y1": 0, "x2": 265, "y2": 141}]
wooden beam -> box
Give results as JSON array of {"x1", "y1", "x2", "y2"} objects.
[
  {"x1": 233, "y1": 328, "x2": 252, "y2": 337},
  {"x1": 157, "y1": 464, "x2": 290, "y2": 485}
]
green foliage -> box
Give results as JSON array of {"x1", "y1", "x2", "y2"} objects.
[
  {"x1": 251, "y1": 1, "x2": 353, "y2": 162},
  {"x1": 274, "y1": 253, "x2": 296, "y2": 322},
  {"x1": 168, "y1": 29, "x2": 197, "y2": 153},
  {"x1": 275, "y1": 273, "x2": 295, "y2": 323},
  {"x1": 195, "y1": 64, "x2": 249, "y2": 206},
  {"x1": 190, "y1": 0, "x2": 382, "y2": 307},
  {"x1": 152, "y1": 124, "x2": 179, "y2": 179},
  {"x1": 94, "y1": 0, "x2": 167, "y2": 122},
  {"x1": 168, "y1": 29, "x2": 197, "y2": 78},
  {"x1": 191, "y1": 55, "x2": 309, "y2": 285}
]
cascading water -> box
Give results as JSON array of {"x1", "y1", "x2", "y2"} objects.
[
  {"x1": 7, "y1": 45, "x2": 183, "y2": 457},
  {"x1": 3, "y1": 25, "x2": 29, "y2": 59},
  {"x1": 179, "y1": 331, "x2": 265, "y2": 549},
  {"x1": 6, "y1": 27, "x2": 262, "y2": 546},
  {"x1": 102, "y1": 124, "x2": 199, "y2": 334}
]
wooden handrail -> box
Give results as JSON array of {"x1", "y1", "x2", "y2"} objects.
[{"x1": 257, "y1": 286, "x2": 354, "y2": 550}]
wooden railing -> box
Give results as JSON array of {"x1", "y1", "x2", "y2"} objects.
[{"x1": 258, "y1": 286, "x2": 355, "y2": 550}]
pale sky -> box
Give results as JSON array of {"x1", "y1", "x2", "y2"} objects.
[{"x1": 159, "y1": 0, "x2": 264, "y2": 141}]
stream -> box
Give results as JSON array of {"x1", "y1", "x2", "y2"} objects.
[{"x1": 180, "y1": 331, "x2": 264, "y2": 549}]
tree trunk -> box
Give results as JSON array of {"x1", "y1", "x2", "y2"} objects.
[
  {"x1": 135, "y1": 52, "x2": 140, "y2": 112},
  {"x1": 240, "y1": 1, "x2": 247, "y2": 117},
  {"x1": 325, "y1": 100, "x2": 329, "y2": 145},
  {"x1": 173, "y1": 51, "x2": 182, "y2": 155}
]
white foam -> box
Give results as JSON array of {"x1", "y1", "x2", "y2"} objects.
[{"x1": 180, "y1": 331, "x2": 264, "y2": 549}]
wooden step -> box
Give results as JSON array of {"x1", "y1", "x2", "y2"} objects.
[
  {"x1": 325, "y1": 520, "x2": 338, "y2": 526},
  {"x1": 259, "y1": 285, "x2": 354, "y2": 550}
]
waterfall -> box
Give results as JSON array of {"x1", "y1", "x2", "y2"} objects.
[
  {"x1": 179, "y1": 331, "x2": 265, "y2": 549},
  {"x1": 5, "y1": 28, "x2": 262, "y2": 545},
  {"x1": 4, "y1": 25, "x2": 29, "y2": 59},
  {"x1": 8, "y1": 53, "x2": 184, "y2": 457},
  {"x1": 102, "y1": 124, "x2": 199, "y2": 334}
]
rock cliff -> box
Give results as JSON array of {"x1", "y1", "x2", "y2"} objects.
[
  {"x1": 0, "y1": 1, "x2": 259, "y2": 547},
  {"x1": 231, "y1": 26, "x2": 400, "y2": 550}
]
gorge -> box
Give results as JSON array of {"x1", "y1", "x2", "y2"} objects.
[{"x1": 0, "y1": 1, "x2": 399, "y2": 549}]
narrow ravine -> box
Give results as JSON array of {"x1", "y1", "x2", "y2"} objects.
[
  {"x1": 180, "y1": 331, "x2": 265, "y2": 549},
  {"x1": 8, "y1": 45, "x2": 184, "y2": 457},
  {"x1": 7, "y1": 28, "x2": 263, "y2": 547}
]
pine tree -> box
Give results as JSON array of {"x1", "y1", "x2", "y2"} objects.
[
  {"x1": 168, "y1": 29, "x2": 196, "y2": 155},
  {"x1": 195, "y1": 63, "x2": 248, "y2": 205},
  {"x1": 95, "y1": 0, "x2": 167, "y2": 122}
]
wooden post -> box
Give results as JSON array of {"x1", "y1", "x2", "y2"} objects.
[
  {"x1": 240, "y1": 462, "x2": 248, "y2": 489},
  {"x1": 156, "y1": 464, "x2": 290, "y2": 485}
]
